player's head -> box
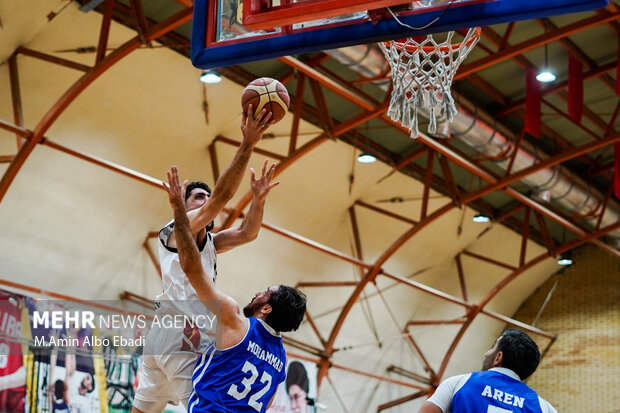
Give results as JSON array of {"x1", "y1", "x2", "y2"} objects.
[
  {"x1": 243, "y1": 285, "x2": 306, "y2": 333},
  {"x1": 80, "y1": 373, "x2": 95, "y2": 394},
  {"x1": 54, "y1": 379, "x2": 65, "y2": 400},
  {"x1": 286, "y1": 361, "x2": 309, "y2": 412},
  {"x1": 184, "y1": 181, "x2": 214, "y2": 231},
  {"x1": 482, "y1": 329, "x2": 540, "y2": 380},
  {"x1": 185, "y1": 181, "x2": 212, "y2": 209}
]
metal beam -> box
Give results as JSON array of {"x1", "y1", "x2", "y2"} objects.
[
  {"x1": 8, "y1": 54, "x2": 24, "y2": 149},
  {"x1": 498, "y1": 61, "x2": 616, "y2": 116},
  {"x1": 456, "y1": 10, "x2": 620, "y2": 79},
  {"x1": 416, "y1": 134, "x2": 620, "y2": 258},
  {"x1": 436, "y1": 220, "x2": 620, "y2": 379},
  {"x1": 461, "y1": 131, "x2": 620, "y2": 205},
  {"x1": 0, "y1": 278, "x2": 144, "y2": 316},
  {"x1": 377, "y1": 391, "x2": 427, "y2": 412},
  {"x1": 17, "y1": 47, "x2": 91, "y2": 72},
  {"x1": 220, "y1": 102, "x2": 389, "y2": 229},
  {"x1": 289, "y1": 73, "x2": 306, "y2": 155},
  {"x1": 96, "y1": 0, "x2": 115, "y2": 63},
  {"x1": 0, "y1": 7, "x2": 193, "y2": 204},
  {"x1": 261, "y1": 221, "x2": 371, "y2": 269}
]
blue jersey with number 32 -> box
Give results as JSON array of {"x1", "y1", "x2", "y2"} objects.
[{"x1": 188, "y1": 317, "x2": 287, "y2": 413}]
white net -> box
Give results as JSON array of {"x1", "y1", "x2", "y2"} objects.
[{"x1": 379, "y1": 27, "x2": 480, "y2": 139}]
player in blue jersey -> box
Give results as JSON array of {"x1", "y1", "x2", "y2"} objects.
[
  {"x1": 162, "y1": 165, "x2": 306, "y2": 413},
  {"x1": 418, "y1": 329, "x2": 557, "y2": 413}
]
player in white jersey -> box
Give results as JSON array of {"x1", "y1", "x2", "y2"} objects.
[{"x1": 133, "y1": 106, "x2": 278, "y2": 413}]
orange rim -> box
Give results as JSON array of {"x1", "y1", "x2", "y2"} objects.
[{"x1": 383, "y1": 27, "x2": 481, "y2": 54}]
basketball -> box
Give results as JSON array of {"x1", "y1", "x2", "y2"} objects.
[{"x1": 241, "y1": 77, "x2": 290, "y2": 123}]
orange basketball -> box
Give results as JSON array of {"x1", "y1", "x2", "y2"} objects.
[{"x1": 241, "y1": 77, "x2": 290, "y2": 123}]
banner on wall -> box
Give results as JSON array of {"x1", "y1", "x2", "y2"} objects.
[
  {"x1": 24, "y1": 298, "x2": 110, "y2": 413},
  {"x1": 0, "y1": 290, "x2": 150, "y2": 413},
  {"x1": 0, "y1": 291, "x2": 28, "y2": 412},
  {"x1": 267, "y1": 359, "x2": 318, "y2": 413}
]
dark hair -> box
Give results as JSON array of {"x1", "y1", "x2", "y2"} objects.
[
  {"x1": 286, "y1": 361, "x2": 309, "y2": 394},
  {"x1": 497, "y1": 329, "x2": 540, "y2": 380},
  {"x1": 54, "y1": 379, "x2": 65, "y2": 400},
  {"x1": 185, "y1": 181, "x2": 212, "y2": 203},
  {"x1": 265, "y1": 286, "x2": 306, "y2": 333},
  {"x1": 185, "y1": 181, "x2": 214, "y2": 231}
]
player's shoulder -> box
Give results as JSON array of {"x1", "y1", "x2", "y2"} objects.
[
  {"x1": 444, "y1": 372, "x2": 472, "y2": 386},
  {"x1": 159, "y1": 220, "x2": 175, "y2": 244},
  {"x1": 437, "y1": 372, "x2": 473, "y2": 396}
]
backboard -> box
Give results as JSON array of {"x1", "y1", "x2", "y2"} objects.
[{"x1": 191, "y1": 0, "x2": 608, "y2": 69}]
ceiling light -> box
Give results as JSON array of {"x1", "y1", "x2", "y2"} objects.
[
  {"x1": 357, "y1": 153, "x2": 376, "y2": 163},
  {"x1": 536, "y1": 70, "x2": 556, "y2": 83},
  {"x1": 536, "y1": 44, "x2": 556, "y2": 83},
  {"x1": 557, "y1": 255, "x2": 573, "y2": 266},
  {"x1": 200, "y1": 71, "x2": 222, "y2": 84},
  {"x1": 472, "y1": 214, "x2": 490, "y2": 223}
]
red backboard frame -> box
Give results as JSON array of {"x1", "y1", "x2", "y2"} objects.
[{"x1": 241, "y1": 0, "x2": 464, "y2": 31}]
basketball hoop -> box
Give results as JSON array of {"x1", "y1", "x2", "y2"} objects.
[{"x1": 379, "y1": 27, "x2": 481, "y2": 139}]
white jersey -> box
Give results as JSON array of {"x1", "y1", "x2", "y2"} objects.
[
  {"x1": 145, "y1": 220, "x2": 218, "y2": 355},
  {"x1": 135, "y1": 221, "x2": 219, "y2": 405},
  {"x1": 157, "y1": 220, "x2": 217, "y2": 302}
]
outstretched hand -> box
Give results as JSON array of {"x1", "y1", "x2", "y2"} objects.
[
  {"x1": 250, "y1": 159, "x2": 280, "y2": 202},
  {"x1": 163, "y1": 166, "x2": 187, "y2": 213},
  {"x1": 241, "y1": 104, "x2": 274, "y2": 147}
]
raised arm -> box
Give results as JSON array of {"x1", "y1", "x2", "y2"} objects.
[
  {"x1": 185, "y1": 107, "x2": 273, "y2": 235},
  {"x1": 214, "y1": 159, "x2": 279, "y2": 253},
  {"x1": 164, "y1": 166, "x2": 245, "y2": 328}
]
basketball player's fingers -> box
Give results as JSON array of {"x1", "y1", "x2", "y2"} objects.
[
  {"x1": 261, "y1": 159, "x2": 268, "y2": 176},
  {"x1": 263, "y1": 111, "x2": 273, "y2": 123},
  {"x1": 266, "y1": 166, "x2": 275, "y2": 182},
  {"x1": 170, "y1": 167, "x2": 179, "y2": 188},
  {"x1": 269, "y1": 181, "x2": 280, "y2": 189},
  {"x1": 244, "y1": 104, "x2": 253, "y2": 123},
  {"x1": 174, "y1": 168, "x2": 180, "y2": 187},
  {"x1": 263, "y1": 117, "x2": 275, "y2": 130},
  {"x1": 249, "y1": 168, "x2": 256, "y2": 182},
  {"x1": 256, "y1": 108, "x2": 269, "y2": 124},
  {"x1": 256, "y1": 109, "x2": 270, "y2": 126},
  {"x1": 268, "y1": 162, "x2": 276, "y2": 179}
]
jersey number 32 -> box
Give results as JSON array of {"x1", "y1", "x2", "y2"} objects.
[{"x1": 227, "y1": 360, "x2": 273, "y2": 412}]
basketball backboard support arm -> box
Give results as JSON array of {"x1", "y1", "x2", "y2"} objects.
[{"x1": 191, "y1": 0, "x2": 608, "y2": 70}]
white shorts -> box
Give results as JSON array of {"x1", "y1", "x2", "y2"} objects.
[{"x1": 134, "y1": 352, "x2": 199, "y2": 406}]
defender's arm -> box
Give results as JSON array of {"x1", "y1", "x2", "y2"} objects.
[{"x1": 164, "y1": 166, "x2": 244, "y2": 327}]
